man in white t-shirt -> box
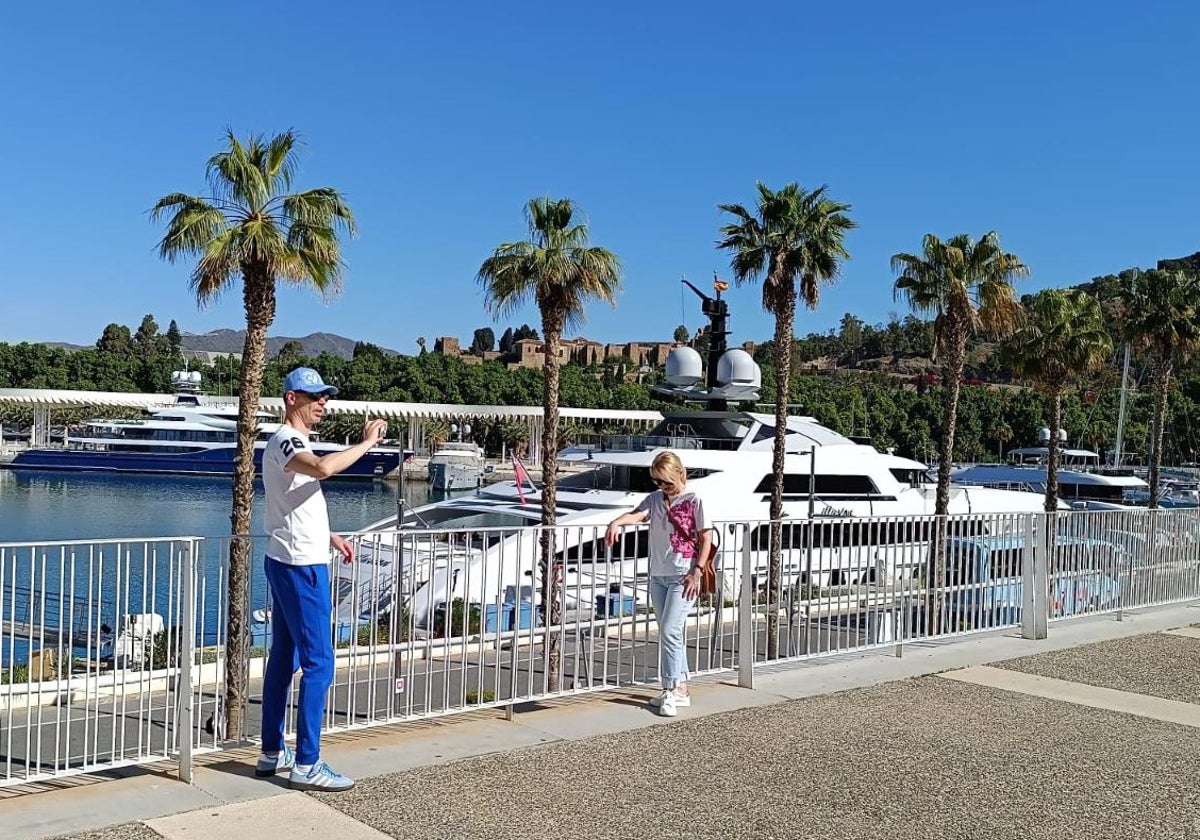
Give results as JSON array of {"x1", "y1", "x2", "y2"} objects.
[{"x1": 255, "y1": 367, "x2": 387, "y2": 792}]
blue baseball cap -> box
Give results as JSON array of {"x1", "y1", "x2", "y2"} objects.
[{"x1": 283, "y1": 367, "x2": 339, "y2": 397}]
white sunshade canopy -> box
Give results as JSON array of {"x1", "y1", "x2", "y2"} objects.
[{"x1": 0, "y1": 389, "x2": 662, "y2": 425}]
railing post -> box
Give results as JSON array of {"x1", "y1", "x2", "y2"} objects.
[
  {"x1": 177, "y1": 538, "x2": 197, "y2": 784},
  {"x1": 737, "y1": 526, "x2": 755, "y2": 689},
  {"x1": 1021, "y1": 512, "x2": 1048, "y2": 640}
]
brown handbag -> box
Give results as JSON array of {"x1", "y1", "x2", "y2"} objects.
[{"x1": 664, "y1": 500, "x2": 718, "y2": 596}]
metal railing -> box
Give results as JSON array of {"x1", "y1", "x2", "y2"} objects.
[
  {"x1": 3, "y1": 506, "x2": 1199, "y2": 788},
  {"x1": 0, "y1": 536, "x2": 200, "y2": 786}
]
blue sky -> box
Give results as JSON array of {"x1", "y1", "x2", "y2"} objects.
[{"x1": 1, "y1": 2, "x2": 1196, "y2": 353}]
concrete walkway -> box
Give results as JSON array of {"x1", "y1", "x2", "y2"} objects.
[{"x1": 7, "y1": 603, "x2": 1200, "y2": 840}]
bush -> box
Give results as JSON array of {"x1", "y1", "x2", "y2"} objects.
[
  {"x1": 433, "y1": 599, "x2": 482, "y2": 638},
  {"x1": 1, "y1": 665, "x2": 31, "y2": 685},
  {"x1": 149, "y1": 627, "x2": 183, "y2": 670},
  {"x1": 343, "y1": 609, "x2": 412, "y2": 648},
  {"x1": 465, "y1": 689, "x2": 496, "y2": 704}
]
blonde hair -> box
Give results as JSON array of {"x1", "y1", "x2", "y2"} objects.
[{"x1": 650, "y1": 451, "x2": 686, "y2": 488}]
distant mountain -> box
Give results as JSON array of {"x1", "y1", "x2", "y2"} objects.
[
  {"x1": 181, "y1": 329, "x2": 399, "y2": 360},
  {"x1": 32, "y1": 329, "x2": 398, "y2": 360}
]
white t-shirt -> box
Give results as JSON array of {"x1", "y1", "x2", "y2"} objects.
[{"x1": 263, "y1": 424, "x2": 331, "y2": 565}]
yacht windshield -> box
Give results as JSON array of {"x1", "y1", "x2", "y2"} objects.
[
  {"x1": 557, "y1": 464, "x2": 715, "y2": 495},
  {"x1": 640, "y1": 415, "x2": 752, "y2": 450},
  {"x1": 403, "y1": 506, "x2": 538, "y2": 531}
]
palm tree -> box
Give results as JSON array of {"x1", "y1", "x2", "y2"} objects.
[
  {"x1": 1000, "y1": 289, "x2": 1112, "y2": 511},
  {"x1": 477, "y1": 197, "x2": 621, "y2": 690},
  {"x1": 718, "y1": 183, "x2": 855, "y2": 658},
  {"x1": 891, "y1": 232, "x2": 1026, "y2": 630},
  {"x1": 151, "y1": 130, "x2": 355, "y2": 736},
  {"x1": 1117, "y1": 268, "x2": 1200, "y2": 507},
  {"x1": 988, "y1": 420, "x2": 1014, "y2": 461}
]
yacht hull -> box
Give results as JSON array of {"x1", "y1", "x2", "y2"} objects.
[{"x1": 5, "y1": 445, "x2": 400, "y2": 479}]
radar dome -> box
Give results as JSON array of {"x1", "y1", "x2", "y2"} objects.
[
  {"x1": 188, "y1": 371, "x2": 202, "y2": 384},
  {"x1": 716, "y1": 349, "x2": 761, "y2": 387},
  {"x1": 665, "y1": 346, "x2": 703, "y2": 387},
  {"x1": 1038, "y1": 427, "x2": 1067, "y2": 442}
]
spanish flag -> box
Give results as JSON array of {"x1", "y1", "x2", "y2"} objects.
[{"x1": 713, "y1": 278, "x2": 729, "y2": 292}]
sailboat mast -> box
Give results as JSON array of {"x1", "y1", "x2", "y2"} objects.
[{"x1": 1113, "y1": 343, "x2": 1131, "y2": 468}]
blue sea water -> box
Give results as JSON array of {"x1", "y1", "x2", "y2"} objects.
[{"x1": 0, "y1": 470, "x2": 437, "y2": 667}]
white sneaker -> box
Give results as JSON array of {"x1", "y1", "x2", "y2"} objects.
[
  {"x1": 650, "y1": 689, "x2": 691, "y2": 709},
  {"x1": 289, "y1": 760, "x2": 355, "y2": 792},
  {"x1": 658, "y1": 692, "x2": 677, "y2": 717}
]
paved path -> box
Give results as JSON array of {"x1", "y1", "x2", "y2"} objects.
[{"x1": 6, "y1": 603, "x2": 1200, "y2": 840}]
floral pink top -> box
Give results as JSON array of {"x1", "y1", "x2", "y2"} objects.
[{"x1": 636, "y1": 490, "x2": 710, "y2": 576}]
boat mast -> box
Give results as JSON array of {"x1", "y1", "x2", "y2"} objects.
[
  {"x1": 682, "y1": 276, "x2": 731, "y2": 409},
  {"x1": 1113, "y1": 343, "x2": 1131, "y2": 468}
]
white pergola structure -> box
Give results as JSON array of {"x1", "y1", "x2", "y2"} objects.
[{"x1": 0, "y1": 389, "x2": 663, "y2": 464}]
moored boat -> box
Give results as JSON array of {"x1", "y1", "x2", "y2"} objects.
[{"x1": 3, "y1": 372, "x2": 403, "y2": 480}]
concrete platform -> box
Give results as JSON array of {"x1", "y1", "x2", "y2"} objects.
[{"x1": 7, "y1": 602, "x2": 1199, "y2": 840}]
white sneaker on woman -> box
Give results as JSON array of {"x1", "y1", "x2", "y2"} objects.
[{"x1": 650, "y1": 689, "x2": 691, "y2": 713}]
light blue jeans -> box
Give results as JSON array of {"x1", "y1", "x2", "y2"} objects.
[{"x1": 649, "y1": 574, "x2": 694, "y2": 689}]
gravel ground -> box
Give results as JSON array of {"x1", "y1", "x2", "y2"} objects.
[
  {"x1": 312, "y1": 677, "x2": 1200, "y2": 840},
  {"x1": 46, "y1": 826, "x2": 162, "y2": 840},
  {"x1": 994, "y1": 632, "x2": 1200, "y2": 703}
]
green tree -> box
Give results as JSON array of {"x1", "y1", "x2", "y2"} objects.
[
  {"x1": 470, "y1": 327, "x2": 496, "y2": 354},
  {"x1": 892, "y1": 233, "x2": 1026, "y2": 513},
  {"x1": 477, "y1": 197, "x2": 621, "y2": 690},
  {"x1": 498, "y1": 327, "x2": 515, "y2": 353},
  {"x1": 718, "y1": 182, "x2": 855, "y2": 658},
  {"x1": 892, "y1": 231, "x2": 1026, "y2": 630},
  {"x1": 133, "y1": 314, "x2": 161, "y2": 359},
  {"x1": 96, "y1": 323, "x2": 132, "y2": 355},
  {"x1": 988, "y1": 420, "x2": 1014, "y2": 461},
  {"x1": 166, "y1": 320, "x2": 183, "y2": 356},
  {"x1": 151, "y1": 129, "x2": 355, "y2": 736},
  {"x1": 1000, "y1": 289, "x2": 1112, "y2": 511},
  {"x1": 673, "y1": 324, "x2": 690, "y2": 344},
  {"x1": 275, "y1": 339, "x2": 306, "y2": 370},
  {"x1": 1117, "y1": 268, "x2": 1200, "y2": 507}
]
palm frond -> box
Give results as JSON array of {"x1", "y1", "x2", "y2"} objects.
[
  {"x1": 153, "y1": 130, "x2": 355, "y2": 314},
  {"x1": 478, "y1": 199, "x2": 621, "y2": 330},
  {"x1": 717, "y1": 181, "x2": 855, "y2": 314},
  {"x1": 154, "y1": 196, "x2": 225, "y2": 262}
]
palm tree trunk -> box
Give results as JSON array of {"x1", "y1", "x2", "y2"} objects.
[
  {"x1": 1149, "y1": 360, "x2": 1172, "y2": 509},
  {"x1": 539, "y1": 313, "x2": 563, "y2": 692},
  {"x1": 1045, "y1": 388, "x2": 1063, "y2": 513},
  {"x1": 928, "y1": 324, "x2": 966, "y2": 635},
  {"x1": 766, "y1": 289, "x2": 796, "y2": 660},
  {"x1": 224, "y1": 273, "x2": 275, "y2": 740}
]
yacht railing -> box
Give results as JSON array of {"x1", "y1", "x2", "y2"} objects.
[
  {"x1": 565, "y1": 432, "x2": 745, "y2": 454},
  {"x1": 3, "y1": 506, "x2": 1199, "y2": 788}
]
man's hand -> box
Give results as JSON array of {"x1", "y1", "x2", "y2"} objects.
[
  {"x1": 331, "y1": 534, "x2": 354, "y2": 563},
  {"x1": 362, "y1": 419, "x2": 387, "y2": 445}
]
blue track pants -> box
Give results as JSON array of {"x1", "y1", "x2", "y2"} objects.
[{"x1": 260, "y1": 557, "x2": 334, "y2": 765}]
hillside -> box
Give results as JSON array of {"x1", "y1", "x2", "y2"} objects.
[
  {"x1": 180, "y1": 329, "x2": 398, "y2": 360},
  {"x1": 40, "y1": 330, "x2": 400, "y2": 361}
]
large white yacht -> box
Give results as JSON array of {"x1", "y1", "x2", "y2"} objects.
[
  {"x1": 334, "y1": 286, "x2": 1050, "y2": 633},
  {"x1": 5, "y1": 372, "x2": 403, "y2": 479},
  {"x1": 952, "y1": 437, "x2": 1148, "y2": 509}
]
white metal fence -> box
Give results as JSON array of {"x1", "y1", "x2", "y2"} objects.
[{"x1": 2, "y1": 507, "x2": 1199, "y2": 787}]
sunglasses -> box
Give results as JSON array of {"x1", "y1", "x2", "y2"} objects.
[
  {"x1": 652, "y1": 477, "x2": 674, "y2": 488},
  {"x1": 297, "y1": 391, "x2": 330, "y2": 403}
]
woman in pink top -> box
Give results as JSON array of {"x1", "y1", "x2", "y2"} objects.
[{"x1": 605, "y1": 451, "x2": 713, "y2": 717}]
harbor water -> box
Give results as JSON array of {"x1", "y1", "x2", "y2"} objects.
[{"x1": 0, "y1": 469, "x2": 444, "y2": 667}]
